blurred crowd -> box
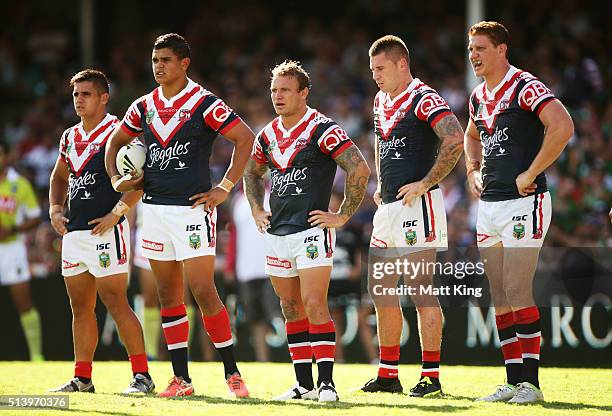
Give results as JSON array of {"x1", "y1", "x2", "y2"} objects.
[{"x1": 0, "y1": 0, "x2": 609, "y2": 359}]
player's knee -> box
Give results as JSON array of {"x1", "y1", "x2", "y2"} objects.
[
  {"x1": 279, "y1": 297, "x2": 304, "y2": 321},
  {"x1": 302, "y1": 293, "x2": 327, "y2": 316},
  {"x1": 99, "y1": 289, "x2": 127, "y2": 313},
  {"x1": 70, "y1": 299, "x2": 95, "y2": 318}
]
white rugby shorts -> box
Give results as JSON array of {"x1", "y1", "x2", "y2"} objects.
[
  {"x1": 370, "y1": 188, "x2": 448, "y2": 250},
  {"x1": 477, "y1": 192, "x2": 552, "y2": 248},
  {"x1": 62, "y1": 220, "x2": 130, "y2": 278},
  {"x1": 265, "y1": 227, "x2": 335, "y2": 278},
  {"x1": 133, "y1": 226, "x2": 151, "y2": 271},
  {"x1": 0, "y1": 240, "x2": 31, "y2": 285},
  {"x1": 140, "y1": 204, "x2": 217, "y2": 261}
]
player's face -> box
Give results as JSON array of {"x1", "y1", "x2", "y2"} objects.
[
  {"x1": 370, "y1": 52, "x2": 404, "y2": 94},
  {"x1": 468, "y1": 34, "x2": 506, "y2": 78},
  {"x1": 270, "y1": 75, "x2": 308, "y2": 117},
  {"x1": 72, "y1": 81, "x2": 108, "y2": 118},
  {"x1": 152, "y1": 48, "x2": 189, "y2": 85}
]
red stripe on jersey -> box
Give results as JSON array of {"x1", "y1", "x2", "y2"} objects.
[
  {"x1": 152, "y1": 85, "x2": 200, "y2": 126},
  {"x1": 219, "y1": 116, "x2": 240, "y2": 135},
  {"x1": 429, "y1": 111, "x2": 452, "y2": 128},
  {"x1": 120, "y1": 122, "x2": 140, "y2": 137},
  {"x1": 148, "y1": 93, "x2": 208, "y2": 148},
  {"x1": 330, "y1": 141, "x2": 352, "y2": 159},
  {"x1": 272, "y1": 112, "x2": 318, "y2": 153},
  {"x1": 260, "y1": 130, "x2": 282, "y2": 170}
]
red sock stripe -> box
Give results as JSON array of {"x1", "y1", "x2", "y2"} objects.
[
  {"x1": 286, "y1": 318, "x2": 309, "y2": 334},
  {"x1": 378, "y1": 367, "x2": 398, "y2": 379},
  {"x1": 379, "y1": 345, "x2": 400, "y2": 362},
  {"x1": 129, "y1": 353, "x2": 149, "y2": 373},
  {"x1": 312, "y1": 344, "x2": 335, "y2": 360},
  {"x1": 513, "y1": 306, "x2": 540, "y2": 325},
  {"x1": 289, "y1": 345, "x2": 312, "y2": 361},
  {"x1": 422, "y1": 350, "x2": 440, "y2": 362},
  {"x1": 495, "y1": 311, "x2": 515, "y2": 330},
  {"x1": 74, "y1": 361, "x2": 92, "y2": 379},
  {"x1": 161, "y1": 304, "x2": 187, "y2": 317},
  {"x1": 519, "y1": 336, "x2": 541, "y2": 356},
  {"x1": 309, "y1": 321, "x2": 335, "y2": 334},
  {"x1": 202, "y1": 307, "x2": 233, "y2": 345},
  {"x1": 501, "y1": 340, "x2": 522, "y2": 360},
  {"x1": 162, "y1": 317, "x2": 189, "y2": 346}
]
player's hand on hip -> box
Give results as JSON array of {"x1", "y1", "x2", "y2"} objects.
[
  {"x1": 515, "y1": 171, "x2": 537, "y2": 196},
  {"x1": 189, "y1": 186, "x2": 229, "y2": 211},
  {"x1": 373, "y1": 190, "x2": 382, "y2": 206},
  {"x1": 50, "y1": 212, "x2": 69, "y2": 236},
  {"x1": 396, "y1": 180, "x2": 428, "y2": 206},
  {"x1": 252, "y1": 207, "x2": 272, "y2": 234},
  {"x1": 467, "y1": 171, "x2": 483, "y2": 198},
  {"x1": 112, "y1": 171, "x2": 144, "y2": 192},
  {"x1": 89, "y1": 212, "x2": 120, "y2": 236},
  {"x1": 308, "y1": 210, "x2": 349, "y2": 229}
]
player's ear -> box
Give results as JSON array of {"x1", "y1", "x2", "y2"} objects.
[
  {"x1": 300, "y1": 87, "x2": 309, "y2": 100},
  {"x1": 181, "y1": 57, "x2": 191, "y2": 71},
  {"x1": 100, "y1": 92, "x2": 110, "y2": 105},
  {"x1": 498, "y1": 43, "x2": 507, "y2": 58}
]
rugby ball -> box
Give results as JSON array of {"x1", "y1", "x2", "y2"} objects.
[{"x1": 116, "y1": 139, "x2": 146, "y2": 177}]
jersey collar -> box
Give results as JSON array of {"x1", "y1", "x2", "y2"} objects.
[
  {"x1": 484, "y1": 65, "x2": 519, "y2": 98},
  {"x1": 155, "y1": 77, "x2": 197, "y2": 107},
  {"x1": 76, "y1": 113, "x2": 114, "y2": 140},
  {"x1": 277, "y1": 107, "x2": 315, "y2": 137}
]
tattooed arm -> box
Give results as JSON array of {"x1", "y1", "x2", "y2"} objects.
[
  {"x1": 308, "y1": 145, "x2": 371, "y2": 228},
  {"x1": 396, "y1": 113, "x2": 464, "y2": 206},
  {"x1": 243, "y1": 159, "x2": 271, "y2": 233}
]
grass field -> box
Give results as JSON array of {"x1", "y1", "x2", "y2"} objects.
[{"x1": 0, "y1": 362, "x2": 610, "y2": 415}]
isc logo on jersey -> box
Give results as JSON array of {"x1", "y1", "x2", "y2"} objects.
[{"x1": 116, "y1": 139, "x2": 146, "y2": 176}]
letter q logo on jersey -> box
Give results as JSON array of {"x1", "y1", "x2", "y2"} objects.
[
  {"x1": 520, "y1": 81, "x2": 552, "y2": 110},
  {"x1": 416, "y1": 94, "x2": 449, "y2": 120},
  {"x1": 212, "y1": 101, "x2": 232, "y2": 123},
  {"x1": 321, "y1": 127, "x2": 348, "y2": 153}
]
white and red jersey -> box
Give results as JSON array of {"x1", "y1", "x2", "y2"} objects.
[
  {"x1": 251, "y1": 107, "x2": 353, "y2": 236},
  {"x1": 373, "y1": 78, "x2": 452, "y2": 204},
  {"x1": 121, "y1": 78, "x2": 241, "y2": 206},
  {"x1": 469, "y1": 66, "x2": 556, "y2": 201},
  {"x1": 59, "y1": 114, "x2": 123, "y2": 231}
]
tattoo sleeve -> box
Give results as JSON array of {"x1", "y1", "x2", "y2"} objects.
[
  {"x1": 334, "y1": 145, "x2": 371, "y2": 219},
  {"x1": 242, "y1": 159, "x2": 269, "y2": 211},
  {"x1": 422, "y1": 114, "x2": 465, "y2": 188}
]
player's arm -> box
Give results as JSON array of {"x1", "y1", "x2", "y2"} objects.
[
  {"x1": 464, "y1": 118, "x2": 484, "y2": 198},
  {"x1": 515, "y1": 100, "x2": 574, "y2": 196},
  {"x1": 88, "y1": 189, "x2": 143, "y2": 236},
  {"x1": 309, "y1": 145, "x2": 371, "y2": 229},
  {"x1": 396, "y1": 113, "x2": 464, "y2": 206},
  {"x1": 243, "y1": 158, "x2": 271, "y2": 233},
  {"x1": 49, "y1": 155, "x2": 70, "y2": 235},
  {"x1": 189, "y1": 121, "x2": 255, "y2": 211},
  {"x1": 104, "y1": 126, "x2": 143, "y2": 192}
]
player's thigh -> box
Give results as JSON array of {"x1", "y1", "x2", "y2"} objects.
[
  {"x1": 95, "y1": 273, "x2": 130, "y2": 308},
  {"x1": 64, "y1": 271, "x2": 97, "y2": 311},
  {"x1": 183, "y1": 255, "x2": 216, "y2": 292},
  {"x1": 149, "y1": 259, "x2": 184, "y2": 306},
  {"x1": 298, "y1": 266, "x2": 332, "y2": 307},
  {"x1": 502, "y1": 246, "x2": 541, "y2": 308},
  {"x1": 8, "y1": 281, "x2": 33, "y2": 313}
]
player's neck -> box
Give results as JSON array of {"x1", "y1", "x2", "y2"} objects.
[
  {"x1": 484, "y1": 62, "x2": 511, "y2": 92},
  {"x1": 81, "y1": 112, "x2": 106, "y2": 133},
  {"x1": 388, "y1": 75, "x2": 413, "y2": 100},
  {"x1": 280, "y1": 106, "x2": 308, "y2": 130},
  {"x1": 160, "y1": 77, "x2": 189, "y2": 100}
]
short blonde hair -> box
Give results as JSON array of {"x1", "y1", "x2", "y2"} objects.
[{"x1": 271, "y1": 60, "x2": 311, "y2": 91}]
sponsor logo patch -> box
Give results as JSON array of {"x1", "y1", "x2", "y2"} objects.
[{"x1": 142, "y1": 239, "x2": 164, "y2": 252}]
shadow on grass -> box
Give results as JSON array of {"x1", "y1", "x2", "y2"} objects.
[{"x1": 104, "y1": 393, "x2": 473, "y2": 412}]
